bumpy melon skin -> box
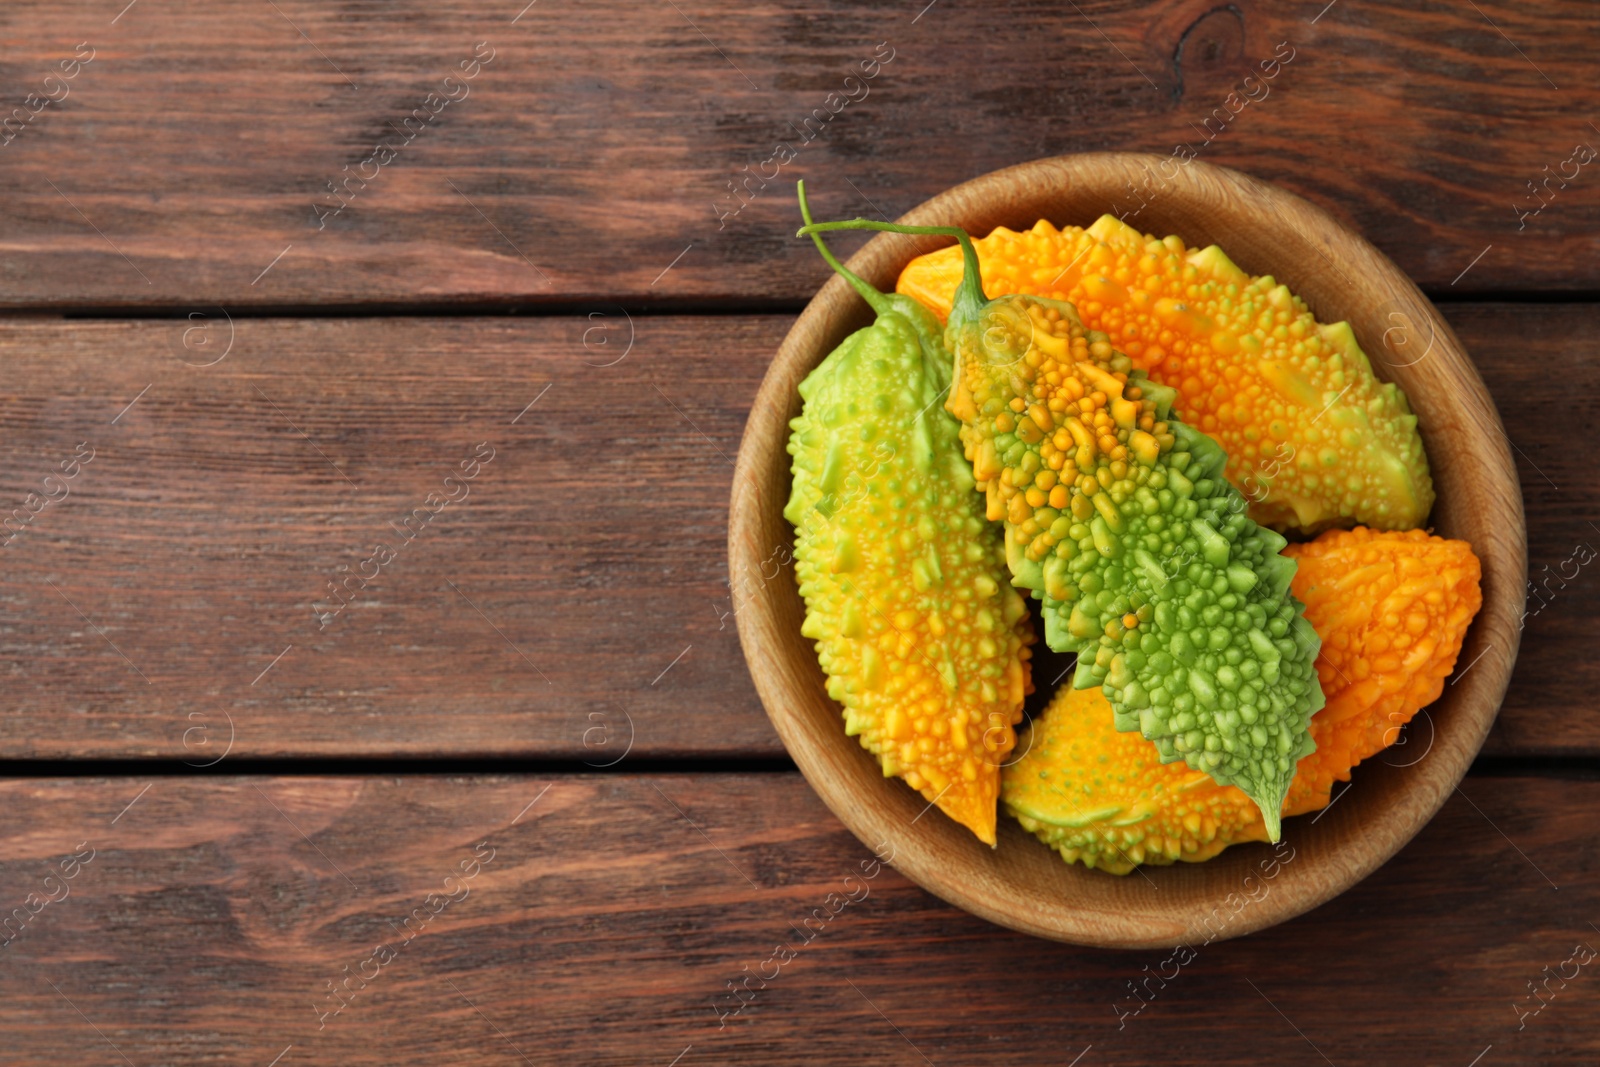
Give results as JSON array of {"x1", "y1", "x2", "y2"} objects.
[
  {"x1": 898, "y1": 216, "x2": 1434, "y2": 535},
  {"x1": 943, "y1": 294, "x2": 1321, "y2": 837},
  {"x1": 1283, "y1": 526, "x2": 1483, "y2": 808},
  {"x1": 785, "y1": 307, "x2": 1033, "y2": 846},
  {"x1": 1003, "y1": 684, "x2": 1274, "y2": 875},
  {"x1": 1004, "y1": 528, "x2": 1484, "y2": 874}
]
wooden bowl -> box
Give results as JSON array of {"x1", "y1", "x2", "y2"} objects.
[{"x1": 727, "y1": 153, "x2": 1525, "y2": 949}]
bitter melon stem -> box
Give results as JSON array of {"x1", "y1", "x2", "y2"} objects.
[{"x1": 795, "y1": 212, "x2": 988, "y2": 327}]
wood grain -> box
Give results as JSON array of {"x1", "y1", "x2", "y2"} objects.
[
  {"x1": 1449, "y1": 302, "x2": 1600, "y2": 759},
  {"x1": 0, "y1": 314, "x2": 764, "y2": 760},
  {"x1": 0, "y1": 772, "x2": 1590, "y2": 1064},
  {"x1": 0, "y1": 306, "x2": 1585, "y2": 760},
  {"x1": 0, "y1": 0, "x2": 1594, "y2": 308}
]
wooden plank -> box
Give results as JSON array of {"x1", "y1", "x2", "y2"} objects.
[
  {"x1": 1452, "y1": 304, "x2": 1600, "y2": 758},
  {"x1": 0, "y1": 313, "x2": 766, "y2": 759},
  {"x1": 0, "y1": 305, "x2": 1588, "y2": 759},
  {"x1": 0, "y1": 772, "x2": 1590, "y2": 1065},
  {"x1": 0, "y1": 1, "x2": 1594, "y2": 307}
]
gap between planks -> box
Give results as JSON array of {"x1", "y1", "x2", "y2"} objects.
[
  {"x1": 6, "y1": 289, "x2": 1600, "y2": 324},
  {"x1": 0, "y1": 755, "x2": 1588, "y2": 779}
]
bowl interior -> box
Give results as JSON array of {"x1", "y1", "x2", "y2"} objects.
[{"x1": 729, "y1": 153, "x2": 1526, "y2": 948}]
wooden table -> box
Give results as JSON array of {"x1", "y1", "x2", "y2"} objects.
[{"x1": 0, "y1": 1, "x2": 1594, "y2": 1062}]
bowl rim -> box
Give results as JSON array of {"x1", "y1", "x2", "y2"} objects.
[{"x1": 728, "y1": 152, "x2": 1526, "y2": 949}]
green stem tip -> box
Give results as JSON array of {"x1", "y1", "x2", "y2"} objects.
[
  {"x1": 794, "y1": 205, "x2": 989, "y2": 325},
  {"x1": 1259, "y1": 801, "x2": 1282, "y2": 845},
  {"x1": 795, "y1": 180, "x2": 893, "y2": 317}
]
